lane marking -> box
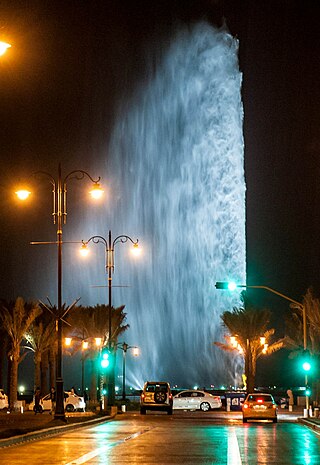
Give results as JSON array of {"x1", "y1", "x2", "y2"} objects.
[
  {"x1": 227, "y1": 427, "x2": 242, "y2": 465},
  {"x1": 65, "y1": 428, "x2": 150, "y2": 465}
]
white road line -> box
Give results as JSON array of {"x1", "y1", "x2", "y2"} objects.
[
  {"x1": 65, "y1": 429, "x2": 149, "y2": 465},
  {"x1": 227, "y1": 427, "x2": 242, "y2": 465}
]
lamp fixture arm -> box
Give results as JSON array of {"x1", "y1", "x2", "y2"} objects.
[
  {"x1": 113, "y1": 235, "x2": 139, "y2": 248},
  {"x1": 82, "y1": 236, "x2": 108, "y2": 248},
  {"x1": 63, "y1": 170, "x2": 101, "y2": 185},
  {"x1": 237, "y1": 284, "x2": 303, "y2": 309}
]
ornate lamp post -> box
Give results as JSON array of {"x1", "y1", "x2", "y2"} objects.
[
  {"x1": 16, "y1": 163, "x2": 103, "y2": 421},
  {"x1": 80, "y1": 230, "x2": 139, "y2": 407}
]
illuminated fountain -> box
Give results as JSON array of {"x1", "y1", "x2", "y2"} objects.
[{"x1": 82, "y1": 22, "x2": 246, "y2": 388}]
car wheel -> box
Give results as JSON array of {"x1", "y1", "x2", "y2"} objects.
[
  {"x1": 154, "y1": 391, "x2": 166, "y2": 403},
  {"x1": 200, "y1": 402, "x2": 210, "y2": 412},
  {"x1": 66, "y1": 404, "x2": 75, "y2": 412},
  {"x1": 140, "y1": 407, "x2": 146, "y2": 415}
]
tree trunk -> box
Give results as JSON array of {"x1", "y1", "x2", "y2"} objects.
[
  {"x1": 0, "y1": 334, "x2": 9, "y2": 391},
  {"x1": 49, "y1": 348, "x2": 55, "y2": 391},
  {"x1": 89, "y1": 360, "x2": 98, "y2": 403},
  {"x1": 245, "y1": 348, "x2": 256, "y2": 393},
  {"x1": 9, "y1": 349, "x2": 19, "y2": 411},
  {"x1": 34, "y1": 352, "x2": 41, "y2": 392},
  {"x1": 41, "y1": 350, "x2": 49, "y2": 394},
  {"x1": 7, "y1": 356, "x2": 11, "y2": 398}
]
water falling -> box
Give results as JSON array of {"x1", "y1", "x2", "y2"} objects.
[{"x1": 85, "y1": 22, "x2": 246, "y2": 389}]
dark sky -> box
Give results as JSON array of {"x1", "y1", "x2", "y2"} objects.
[{"x1": 1, "y1": 0, "x2": 320, "y2": 388}]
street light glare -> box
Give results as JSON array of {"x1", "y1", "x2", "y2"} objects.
[
  {"x1": 65, "y1": 337, "x2": 72, "y2": 346},
  {"x1": 89, "y1": 182, "x2": 104, "y2": 199},
  {"x1": 302, "y1": 361, "x2": 311, "y2": 372},
  {"x1": 228, "y1": 281, "x2": 237, "y2": 291},
  {"x1": 0, "y1": 41, "x2": 11, "y2": 56},
  {"x1": 79, "y1": 243, "x2": 89, "y2": 257},
  {"x1": 133, "y1": 347, "x2": 140, "y2": 357},
  {"x1": 15, "y1": 189, "x2": 31, "y2": 200},
  {"x1": 131, "y1": 242, "x2": 141, "y2": 256}
]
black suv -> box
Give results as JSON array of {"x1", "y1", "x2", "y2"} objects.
[{"x1": 140, "y1": 381, "x2": 173, "y2": 415}]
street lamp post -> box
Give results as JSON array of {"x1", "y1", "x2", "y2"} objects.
[
  {"x1": 16, "y1": 164, "x2": 103, "y2": 421},
  {"x1": 80, "y1": 230, "x2": 139, "y2": 407},
  {"x1": 117, "y1": 342, "x2": 139, "y2": 400},
  {"x1": 215, "y1": 281, "x2": 309, "y2": 408}
]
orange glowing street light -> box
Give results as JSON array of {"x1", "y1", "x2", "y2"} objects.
[{"x1": 0, "y1": 41, "x2": 11, "y2": 56}]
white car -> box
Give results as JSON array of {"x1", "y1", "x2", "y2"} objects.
[
  {"x1": 173, "y1": 390, "x2": 222, "y2": 411},
  {"x1": 0, "y1": 389, "x2": 9, "y2": 410},
  {"x1": 29, "y1": 391, "x2": 85, "y2": 412}
]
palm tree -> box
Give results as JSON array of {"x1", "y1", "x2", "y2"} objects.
[
  {"x1": 215, "y1": 293, "x2": 283, "y2": 393},
  {"x1": 66, "y1": 304, "x2": 129, "y2": 402},
  {"x1": 0, "y1": 298, "x2": 42, "y2": 410},
  {"x1": 24, "y1": 319, "x2": 56, "y2": 394},
  {"x1": 288, "y1": 288, "x2": 320, "y2": 355},
  {"x1": 285, "y1": 288, "x2": 320, "y2": 403},
  {"x1": 0, "y1": 325, "x2": 9, "y2": 390},
  {"x1": 37, "y1": 300, "x2": 79, "y2": 393}
]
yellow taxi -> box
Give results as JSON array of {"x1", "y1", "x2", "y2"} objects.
[{"x1": 242, "y1": 393, "x2": 277, "y2": 423}]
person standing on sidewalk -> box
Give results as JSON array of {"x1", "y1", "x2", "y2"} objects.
[
  {"x1": 49, "y1": 386, "x2": 56, "y2": 415},
  {"x1": 34, "y1": 387, "x2": 42, "y2": 414},
  {"x1": 287, "y1": 388, "x2": 294, "y2": 411}
]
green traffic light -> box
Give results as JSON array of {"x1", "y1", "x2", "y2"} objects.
[
  {"x1": 101, "y1": 358, "x2": 110, "y2": 369},
  {"x1": 227, "y1": 282, "x2": 237, "y2": 291},
  {"x1": 100, "y1": 349, "x2": 111, "y2": 369},
  {"x1": 215, "y1": 281, "x2": 238, "y2": 290},
  {"x1": 302, "y1": 361, "x2": 311, "y2": 372}
]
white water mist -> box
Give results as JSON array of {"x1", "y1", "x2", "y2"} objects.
[{"x1": 82, "y1": 22, "x2": 246, "y2": 388}]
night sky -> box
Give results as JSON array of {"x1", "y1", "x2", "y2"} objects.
[{"x1": 1, "y1": 0, "x2": 320, "y2": 388}]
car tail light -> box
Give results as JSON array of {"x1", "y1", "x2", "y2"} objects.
[
  {"x1": 257, "y1": 399, "x2": 264, "y2": 403},
  {"x1": 213, "y1": 396, "x2": 220, "y2": 401},
  {"x1": 141, "y1": 393, "x2": 145, "y2": 400},
  {"x1": 169, "y1": 393, "x2": 173, "y2": 400},
  {"x1": 272, "y1": 404, "x2": 277, "y2": 409},
  {"x1": 243, "y1": 403, "x2": 249, "y2": 409}
]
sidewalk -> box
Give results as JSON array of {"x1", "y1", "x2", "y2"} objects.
[
  {"x1": 297, "y1": 410, "x2": 320, "y2": 432},
  {"x1": 0, "y1": 410, "x2": 113, "y2": 448}
]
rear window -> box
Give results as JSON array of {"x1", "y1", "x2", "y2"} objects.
[
  {"x1": 248, "y1": 394, "x2": 273, "y2": 402},
  {"x1": 146, "y1": 383, "x2": 169, "y2": 392}
]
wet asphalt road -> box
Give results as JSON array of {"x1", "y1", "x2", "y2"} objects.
[{"x1": 0, "y1": 410, "x2": 319, "y2": 464}]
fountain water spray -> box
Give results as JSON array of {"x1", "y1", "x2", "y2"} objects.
[{"x1": 84, "y1": 22, "x2": 246, "y2": 388}]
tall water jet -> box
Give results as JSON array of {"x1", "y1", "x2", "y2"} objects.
[{"x1": 84, "y1": 22, "x2": 246, "y2": 388}]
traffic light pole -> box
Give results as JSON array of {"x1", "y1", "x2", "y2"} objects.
[{"x1": 215, "y1": 281, "x2": 309, "y2": 409}]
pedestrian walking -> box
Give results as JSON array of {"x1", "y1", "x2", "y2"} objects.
[{"x1": 49, "y1": 386, "x2": 56, "y2": 415}]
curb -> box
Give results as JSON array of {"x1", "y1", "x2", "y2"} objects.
[
  {"x1": 298, "y1": 417, "x2": 320, "y2": 432},
  {"x1": 0, "y1": 413, "x2": 116, "y2": 448}
]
